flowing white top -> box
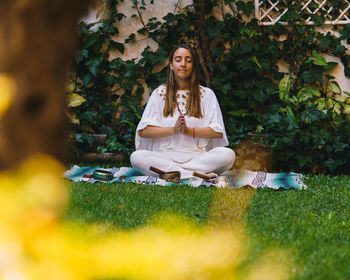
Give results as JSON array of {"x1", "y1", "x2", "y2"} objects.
[{"x1": 135, "y1": 85, "x2": 229, "y2": 163}]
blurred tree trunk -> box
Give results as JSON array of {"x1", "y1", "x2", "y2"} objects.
[
  {"x1": 193, "y1": 0, "x2": 212, "y2": 83},
  {"x1": 0, "y1": 0, "x2": 93, "y2": 170}
]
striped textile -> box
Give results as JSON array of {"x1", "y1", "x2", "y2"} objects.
[{"x1": 64, "y1": 165, "x2": 307, "y2": 190}]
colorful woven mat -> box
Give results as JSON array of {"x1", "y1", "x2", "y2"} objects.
[{"x1": 64, "y1": 165, "x2": 307, "y2": 190}]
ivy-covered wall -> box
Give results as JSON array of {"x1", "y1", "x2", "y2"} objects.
[
  {"x1": 68, "y1": 0, "x2": 350, "y2": 174},
  {"x1": 89, "y1": 0, "x2": 350, "y2": 93}
]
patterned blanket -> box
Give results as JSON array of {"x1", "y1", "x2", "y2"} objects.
[{"x1": 64, "y1": 165, "x2": 307, "y2": 190}]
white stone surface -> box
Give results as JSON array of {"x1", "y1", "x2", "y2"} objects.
[{"x1": 110, "y1": 0, "x2": 192, "y2": 61}]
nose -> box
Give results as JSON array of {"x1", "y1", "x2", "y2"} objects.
[{"x1": 180, "y1": 58, "x2": 186, "y2": 66}]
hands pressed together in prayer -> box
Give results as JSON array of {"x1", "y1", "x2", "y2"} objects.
[
  {"x1": 139, "y1": 112, "x2": 222, "y2": 139},
  {"x1": 174, "y1": 114, "x2": 187, "y2": 134},
  {"x1": 173, "y1": 115, "x2": 223, "y2": 139}
]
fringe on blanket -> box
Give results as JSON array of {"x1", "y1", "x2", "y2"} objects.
[{"x1": 64, "y1": 165, "x2": 307, "y2": 190}]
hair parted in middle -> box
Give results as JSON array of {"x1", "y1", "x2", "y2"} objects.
[{"x1": 163, "y1": 44, "x2": 203, "y2": 118}]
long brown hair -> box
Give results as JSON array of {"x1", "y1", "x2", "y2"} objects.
[{"x1": 163, "y1": 44, "x2": 203, "y2": 118}]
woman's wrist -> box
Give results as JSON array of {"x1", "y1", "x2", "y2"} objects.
[
  {"x1": 182, "y1": 126, "x2": 191, "y2": 137},
  {"x1": 173, "y1": 126, "x2": 178, "y2": 135}
]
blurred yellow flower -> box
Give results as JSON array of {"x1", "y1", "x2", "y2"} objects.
[
  {"x1": 0, "y1": 154, "x2": 290, "y2": 280},
  {"x1": 0, "y1": 73, "x2": 16, "y2": 117}
]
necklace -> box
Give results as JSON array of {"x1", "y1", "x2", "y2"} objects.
[
  {"x1": 175, "y1": 90, "x2": 189, "y2": 115},
  {"x1": 176, "y1": 100, "x2": 189, "y2": 116}
]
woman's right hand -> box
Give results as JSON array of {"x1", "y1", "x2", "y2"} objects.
[{"x1": 174, "y1": 114, "x2": 185, "y2": 134}]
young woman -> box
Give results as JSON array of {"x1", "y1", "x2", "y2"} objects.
[{"x1": 130, "y1": 44, "x2": 235, "y2": 179}]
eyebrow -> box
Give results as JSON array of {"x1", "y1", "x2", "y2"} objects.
[{"x1": 174, "y1": 55, "x2": 192, "y2": 59}]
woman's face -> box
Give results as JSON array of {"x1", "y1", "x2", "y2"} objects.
[{"x1": 170, "y1": 47, "x2": 193, "y2": 82}]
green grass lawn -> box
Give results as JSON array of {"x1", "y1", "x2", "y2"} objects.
[
  {"x1": 65, "y1": 182, "x2": 214, "y2": 230},
  {"x1": 246, "y1": 175, "x2": 350, "y2": 280},
  {"x1": 64, "y1": 174, "x2": 350, "y2": 279}
]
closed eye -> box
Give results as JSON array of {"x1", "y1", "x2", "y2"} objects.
[{"x1": 174, "y1": 56, "x2": 192, "y2": 63}]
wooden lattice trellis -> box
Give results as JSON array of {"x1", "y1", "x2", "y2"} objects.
[{"x1": 255, "y1": 0, "x2": 350, "y2": 25}]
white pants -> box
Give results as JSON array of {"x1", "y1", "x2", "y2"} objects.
[{"x1": 130, "y1": 147, "x2": 235, "y2": 179}]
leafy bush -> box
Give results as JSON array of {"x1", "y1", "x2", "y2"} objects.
[
  {"x1": 260, "y1": 51, "x2": 350, "y2": 173},
  {"x1": 68, "y1": 2, "x2": 143, "y2": 157}
]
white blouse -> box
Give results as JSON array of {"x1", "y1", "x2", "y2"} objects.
[{"x1": 135, "y1": 85, "x2": 229, "y2": 163}]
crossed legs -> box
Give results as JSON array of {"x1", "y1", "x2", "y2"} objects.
[{"x1": 130, "y1": 147, "x2": 235, "y2": 179}]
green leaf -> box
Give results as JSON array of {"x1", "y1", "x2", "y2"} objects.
[
  {"x1": 85, "y1": 59, "x2": 101, "y2": 76},
  {"x1": 67, "y1": 112, "x2": 80, "y2": 125},
  {"x1": 108, "y1": 40, "x2": 125, "y2": 54},
  {"x1": 334, "y1": 95, "x2": 346, "y2": 103},
  {"x1": 304, "y1": 58, "x2": 313, "y2": 64},
  {"x1": 311, "y1": 50, "x2": 327, "y2": 66},
  {"x1": 297, "y1": 88, "x2": 314, "y2": 102},
  {"x1": 326, "y1": 98, "x2": 336, "y2": 109},
  {"x1": 67, "y1": 93, "x2": 86, "y2": 107},
  {"x1": 268, "y1": 113, "x2": 281, "y2": 124},
  {"x1": 344, "y1": 66, "x2": 350, "y2": 78},
  {"x1": 285, "y1": 106, "x2": 298, "y2": 130},
  {"x1": 222, "y1": 84, "x2": 231, "y2": 95},
  {"x1": 75, "y1": 49, "x2": 89, "y2": 63},
  {"x1": 80, "y1": 111, "x2": 97, "y2": 122},
  {"x1": 138, "y1": 27, "x2": 148, "y2": 35},
  {"x1": 324, "y1": 159, "x2": 341, "y2": 172},
  {"x1": 109, "y1": 58, "x2": 124, "y2": 70},
  {"x1": 324, "y1": 62, "x2": 338, "y2": 71},
  {"x1": 334, "y1": 102, "x2": 341, "y2": 115},
  {"x1": 343, "y1": 104, "x2": 350, "y2": 114},
  {"x1": 97, "y1": 146, "x2": 108, "y2": 153},
  {"x1": 83, "y1": 34, "x2": 99, "y2": 49},
  {"x1": 327, "y1": 82, "x2": 341, "y2": 94},
  {"x1": 302, "y1": 70, "x2": 323, "y2": 83},
  {"x1": 82, "y1": 72, "x2": 93, "y2": 85},
  {"x1": 279, "y1": 75, "x2": 291, "y2": 93},
  {"x1": 120, "y1": 120, "x2": 136, "y2": 130},
  {"x1": 310, "y1": 14, "x2": 324, "y2": 26},
  {"x1": 236, "y1": 1, "x2": 254, "y2": 16},
  {"x1": 66, "y1": 81, "x2": 76, "y2": 93},
  {"x1": 315, "y1": 98, "x2": 326, "y2": 110},
  {"x1": 296, "y1": 155, "x2": 312, "y2": 167},
  {"x1": 311, "y1": 90, "x2": 321, "y2": 97},
  {"x1": 74, "y1": 133, "x2": 84, "y2": 143},
  {"x1": 104, "y1": 74, "x2": 118, "y2": 85},
  {"x1": 255, "y1": 124, "x2": 264, "y2": 133},
  {"x1": 117, "y1": 13, "x2": 126, "y2": 22}
]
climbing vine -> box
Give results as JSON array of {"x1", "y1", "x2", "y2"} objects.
[{"x1": 68, "y1": 0, "x2": 350, "y2": 174}]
